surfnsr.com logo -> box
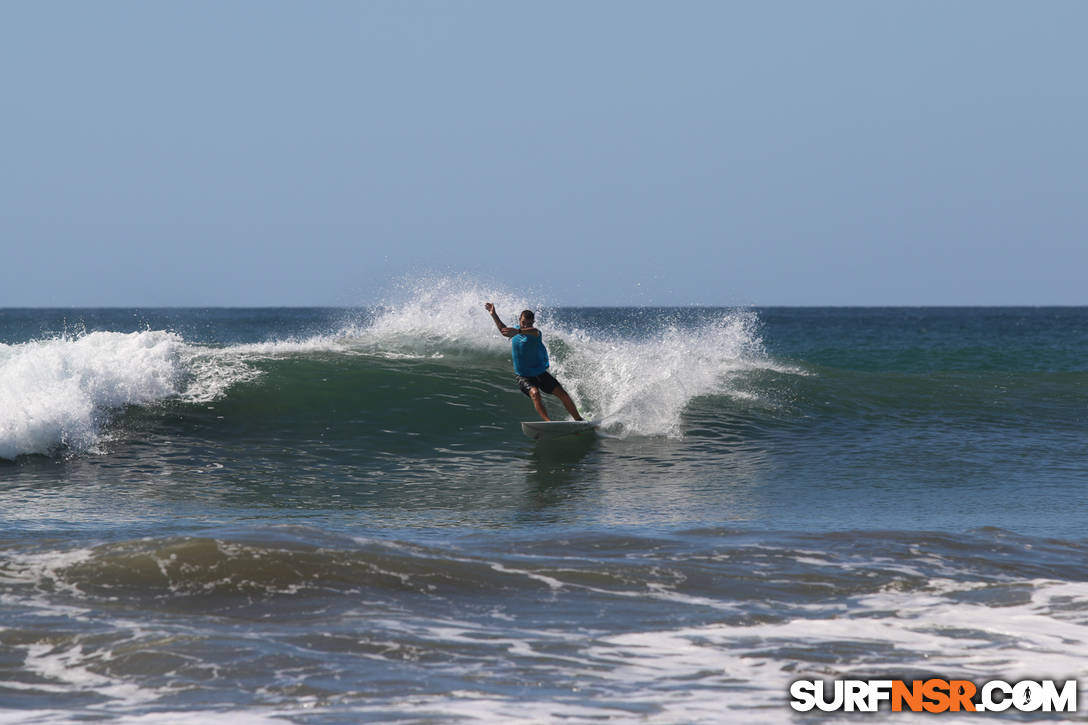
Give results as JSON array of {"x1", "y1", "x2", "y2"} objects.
[{"x1": 790, "y1": 679, "x2": 1078, "y2": 713}]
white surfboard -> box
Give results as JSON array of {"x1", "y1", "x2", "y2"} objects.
[{"x1": 520, "y1": 420, "x2": 599, "y2": 441}]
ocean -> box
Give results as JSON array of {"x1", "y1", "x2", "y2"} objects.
[{"x1": 2, "y1": 284, "x2": 1086, "y2": 723}]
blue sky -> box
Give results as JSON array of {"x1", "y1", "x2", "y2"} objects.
[{"x1": 3, "y1": 1, "x2": 1086, "y2": 306}]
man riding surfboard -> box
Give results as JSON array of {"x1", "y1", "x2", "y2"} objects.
[{"x1": 485, "y1": 303, "x2": 583, "y2": 422}]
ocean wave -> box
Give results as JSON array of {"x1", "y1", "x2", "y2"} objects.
[
  {"x1": 2, "y1": 528, "x2": 1086, "y2": 723},
  {"x1": 6, "y1": 527, "x2": 1085, "y2": 606},
  {"x1": 0, "y1": 332, "x2": 186, "y2": 459},
  {"x1": 1, "y1": 282, "x2": 788, "y2": 458},
  {"x1": 551, "y1": 310, "x2": 773, "y2": 437},
  {"x1": 343, "y1": 277, "x2": 781, "y2": 437}
]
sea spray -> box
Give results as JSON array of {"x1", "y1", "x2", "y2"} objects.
[
  {"x1": 0, "y1": 331, "x2": 277, "y2": 459},
  {"x1": 0, "y1": 285, "x2": 778, "y2": 458},
  {"x1": 0, "y1": 331, "x2": 184, "y2": 459},
  {"x1": 548, "y1": 310, "x2": 769, "y2": 437},
  {"x1": 350, "y1": 279, "x2": 774, "y2": 435},
  {"x1": 355, "y1": 275, "x2": 538, "y2": 356}
]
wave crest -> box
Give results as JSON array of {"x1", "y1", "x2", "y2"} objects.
[
  {"x1": 0, "y1": 282, "x2": 787, "y2": 457},
  {"x1": 0, "y1": 331, "x2": 185, "y2": 459},
  {"x1": 553, "y1": 310, "x2": 770, "y2": 437}
]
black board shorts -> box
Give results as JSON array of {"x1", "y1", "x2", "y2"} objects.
[{"x1": 516, "y1": 372, "x2": 561, "y2": 397}]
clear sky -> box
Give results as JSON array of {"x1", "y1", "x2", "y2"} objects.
[{"x1": 3, "y1": 1, "x2": 1086, "y2": 307}]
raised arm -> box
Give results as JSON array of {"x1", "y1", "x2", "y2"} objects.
[{"x1": 484, "y1": 302, "x2": 519, "y2": 338}]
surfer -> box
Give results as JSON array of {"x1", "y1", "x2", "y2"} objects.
[{"x1": 484, "y1": 303, "x2": 584, "y2": 422}]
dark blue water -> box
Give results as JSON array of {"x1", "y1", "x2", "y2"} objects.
[{"x1": 1, "y1": 301, "x2": 1085, "y2": 722}]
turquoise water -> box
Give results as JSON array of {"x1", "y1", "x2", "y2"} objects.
[{"x1": 1, "y1": 297, "x2": 1086, "y2": 722}]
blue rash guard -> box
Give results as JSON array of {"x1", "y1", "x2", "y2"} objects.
[{"x1": 511, "y1": 331, "x2": 549, "y2": 377}]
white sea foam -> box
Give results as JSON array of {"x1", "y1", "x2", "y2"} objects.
[
  {"x1": 280, "y1": 580, "x2": 1088, "y2": 724},
  {"x1": 0, "y1": 332, "x2": 185, "y2": 459},
  {"x1": 550, "y1": 311, "x2": 770, "y2": 437},
  {"x1": 0, "y1": 330, "x2": 273, "y2": 459},
  {"x1": 354, "y1": 274, "x2": 535, "y2": 355},
  {"x1": 21, "y1": 642, "x2": 161, "y2": 704},
  {"x1": 380, "y1": 581, "x2": 1087, "y2": 724},
  {"x1": 353, "y1": 276, "x2": 784, "y2": 437},
  {"x1": 0, "y1": 278, "x2": 785, "y2": 457},
  {"x1": 4, "y1": 543, "x2": 1087, "y2": 724},
  {"x1": 0, "y1": 708, "x2": 289, "y2": 725}
]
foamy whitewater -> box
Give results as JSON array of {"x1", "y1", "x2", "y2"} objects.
[
  {"x1": 0, "y1": 332, "x2": 183, "y2": 459},
  {"x1": 0, "y1": 284, "x2": 771, "y2": 460},
  {"x1": 1, "y1": 287, "x2": 1086, "y2": 722}
]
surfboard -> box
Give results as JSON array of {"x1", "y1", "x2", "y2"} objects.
[{"x1": 520, "y1": 420, "x2": 599, "y2": 441}]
